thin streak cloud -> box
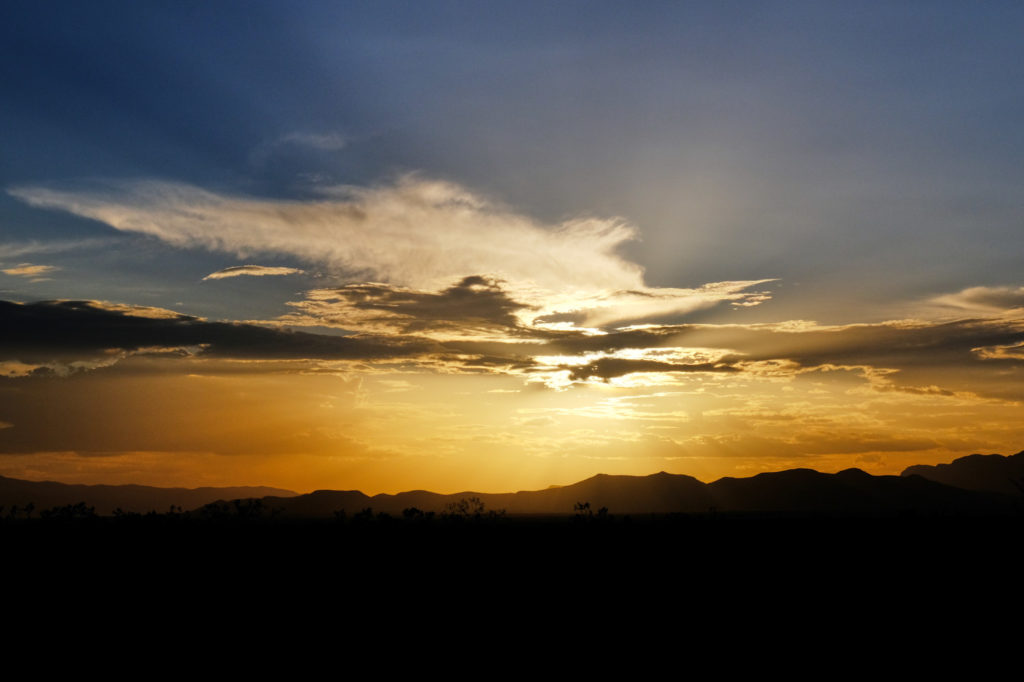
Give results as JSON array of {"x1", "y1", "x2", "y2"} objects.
[
  {"x1": 2, "y1": 263, "x2": 58, "y2": 278},
  {"x1": 203, "y1": 265, "x2": 306, "y2": 280},
  {"x1": 279, "y1": 132, "x2": 348, "y2": 151},
  {"x1": 932, "y1": 285, "x2": 1024, "y2": 314},
  {"x1": 248, "y1": 131, "x2": 348, "y2": 166},
  {"x1": 0, "y1": 238, "x2": 114, "y2": 260}
]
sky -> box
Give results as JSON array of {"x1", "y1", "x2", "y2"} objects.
[{"x1": 2, "y1": 1, "x2": 1024, "y2": 493}]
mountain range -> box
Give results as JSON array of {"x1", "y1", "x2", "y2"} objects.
[
  {"x1": 251, "y1": 466, "x2": 1016, "y2": 518},
  {"x1": 2, "y1": 449, "x2": 1022, "y2": 517}
]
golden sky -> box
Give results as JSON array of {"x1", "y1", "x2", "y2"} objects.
[{"x1": 2, "y1": 281, "x2": 1023, "y2": 493}]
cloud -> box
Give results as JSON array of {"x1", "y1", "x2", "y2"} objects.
[
  {"x1": 932, "y1": 285, "x2": 1024, "y2": 314},
  {"x1": 7, "y1": 177, "x2": 642, "y2": 290},
  {"x1": 279, "y1": 132, "x2": 348, "y2": 151},
  {"x1": 449, "y1": 313, "x2": 1024, "y2": 393},
  {"x1": 0, "y1": 238, "x2": 113, "y2": 260},
  {"x1": 2, "y1": 263, "x2": 58, "y2": 278},
  {"x1": 7, "y1": 287, "x2": 1024, "y2": 397},
  {"x1": 203, "y1": 265, "x2": 306, "y2": 280},
  {"x1": 4, "y1": 290, "x2": 1024, "y2": 402},
  {"x1": 7, "y1": 166, "x2": 1022, "y2": 398},
  {"x1": 248, "y1": 131, "x2": 348, "y2": 166},
  {"x1": 281, "y1": 276, "x2": 532, "y2": 339},
  {"x1": 564, "y1": 357, "x2": 739, "y2": 382},
  {"x1": 0, "y1": 299, "x2": 431, "y2": 372},
  {"x1": 8, "y1": 176, "x2": 772, "y2": 328}
]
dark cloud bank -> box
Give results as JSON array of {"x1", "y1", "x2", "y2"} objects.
[
  {"x1": 3, "y1": 287, "x2": 1024, "y2": 398},
  {"x1": 0, "y1": 299, "x2": 428, "y2": 365}
]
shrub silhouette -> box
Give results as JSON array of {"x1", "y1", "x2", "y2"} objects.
[
  {"x1": 442, "y1": 497, "x2": 505, "y2": 521},
  {"x1": 40, "y1": 502, "x2": 97, "y2": 520},
  {"x1": 402, "y1": 507, "x2": 435, "y2": 522},
  {"x1": 352, "y1": 507, "x2": 375, "y2": 523}
]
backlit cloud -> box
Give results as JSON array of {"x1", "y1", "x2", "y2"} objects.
[
  {"x1": 6, "y1": 295, "x2": 1024, "y2": 400},
  {"x1": 9, "y1": 177, "x2": 773, "y2": 328},
  {"x1": 203, "y1": 265, "x2": 305, "y2": 280},
  {"x1": 282, "y1": 276, "x2": 531, "y2": 339}
]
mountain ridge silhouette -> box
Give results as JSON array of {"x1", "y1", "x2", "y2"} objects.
[
  {"x1": 0, "y1": 475, "x2": 297, "y2": 515},
  {"x1": 901, "y1": 450, "x2": 1024, "y2": 495},
  {"x1": 3, "y1": 450, "x2": 1023, "y2": 517},
  {"x1": 223, "y1": 464, "x2": 1018, "y2": 518}
]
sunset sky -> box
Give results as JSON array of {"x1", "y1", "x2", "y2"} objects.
[{"x1": 2, "y1": 2, "x2": 1024, "y2": 493}]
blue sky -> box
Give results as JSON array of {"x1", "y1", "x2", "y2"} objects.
[{"x1": 4, "y1": 1, "x2": 1024, "y2": 321}]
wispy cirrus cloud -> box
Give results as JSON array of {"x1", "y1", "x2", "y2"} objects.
[
  {"x1": 8, "y1": 176, "x2": 773, "y2": 329},
  {"x1": 6, "y1": 176, "x2": 648, "y2": 291},
  {"x1": 203, "y1": 265, "x2": 305, "y2": 280}
]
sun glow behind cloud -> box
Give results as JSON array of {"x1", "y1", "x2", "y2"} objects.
[{"x1": 3, "y1": 278, "x2": 1024, "y2": 493}]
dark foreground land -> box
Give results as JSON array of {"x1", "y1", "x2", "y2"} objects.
[
  {"x1": 5, "y1": 512, "x2": 1019, "y2": 646},
  {"x1": 6, "y1": 452, "x2": 1023, "y2": 631},
  {"x1": 6, "y1": 511, "x2": 1019, "y2": 585}
]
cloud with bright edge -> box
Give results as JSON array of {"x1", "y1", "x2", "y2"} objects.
[
  {"x1": 203, "y1": 265, "x2": 306, "y2": 280},
  {"x1": 2, "y1": 262, "x2": 58, "y2": 278},
  {"x1": 8, "y1": 176, "x2": 773, "y2": 329}
]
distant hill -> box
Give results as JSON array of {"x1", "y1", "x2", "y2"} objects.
[
  {"x1": 233, "y1": 467, "x2": 1015, "y2": 518},
  {"x1": 0, "y1": 475, "x2": 297, "y2": 515},
  {"x1": 902, "y1": 450, "x2": 1024, "y2": 495},
  {"x1": 5, "y1": 457, "x2": 1020, "y2": 519}
]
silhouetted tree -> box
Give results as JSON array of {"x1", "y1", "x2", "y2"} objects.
[
  {"x1": 574, "y1": 501, "x2": 610, "y2": 522},
  {"x1": 231, "y1": 498, "x2": 266, "y2": 519}
]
